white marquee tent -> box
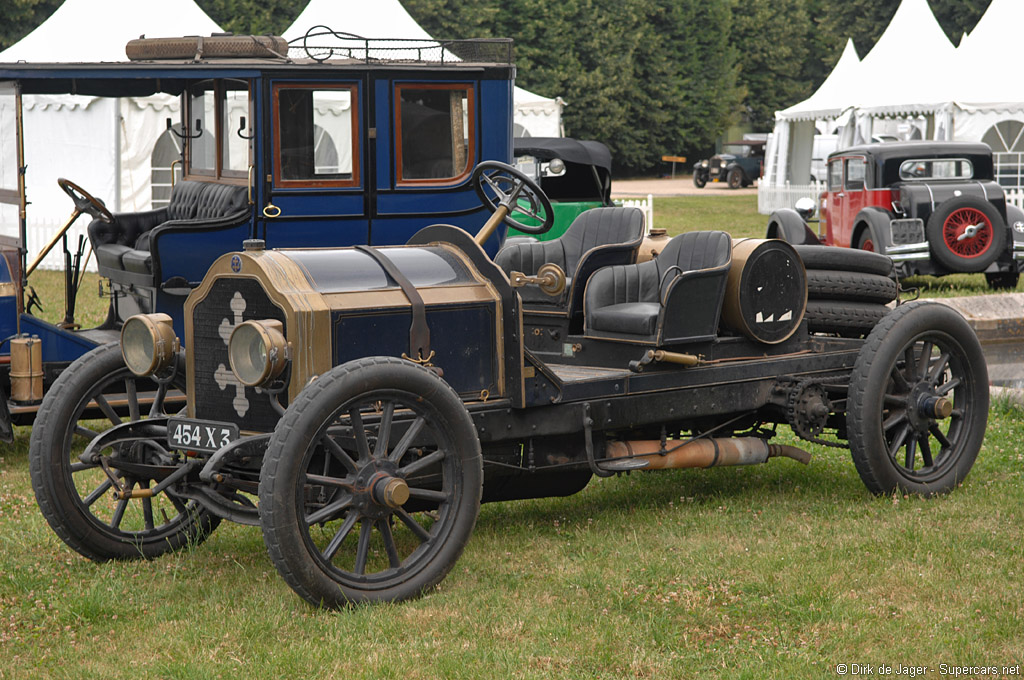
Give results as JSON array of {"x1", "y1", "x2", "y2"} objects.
[
  {"x1": 0, "y1": 0, "x2": 222, "y2": 268},
  {"x1": 762, "y1": 0, "x2": 1024, "y2": 207},
  {"x1": 283, "y1": 0, "x2": 563, "y2": 138}
]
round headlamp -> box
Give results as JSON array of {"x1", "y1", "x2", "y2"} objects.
[
  {"x1": 545, "y1": 158, "x2": 566, "y2": 176},
  {"x1": 228, "y1": 320, "x2": 289, "y2": 387},
  {"x1": 700, "y1": 160, "x2": 708, "y2": 168},
  {"x1": 121, "y1": 313, "x2": 179, "y2": 377}
]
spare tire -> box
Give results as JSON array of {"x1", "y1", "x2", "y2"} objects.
[
  {"x1": 793, "y1": 245, "x2": 895, "y2": 277},
  {"x1": 804, "y1": 300, "x2": 889, "y2": 337},
  {"x1": 925, "y1": 195, "x2": 1005, "y2": 272},
  {"x1": 806, "y1": 270, "x2": 898, "y2": 304}
]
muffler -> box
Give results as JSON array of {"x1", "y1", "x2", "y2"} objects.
[{"x1": 605, "y1": 437, "x2": 810, "y2": 470}]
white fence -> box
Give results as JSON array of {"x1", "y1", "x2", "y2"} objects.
[
  {"x1": 616, "y1": 194, "x2": 655, "y2": 230},
  {"x1": 27, "y1": 218, "x2": 97, "y2": 273},
  {"x1": 757, "y1": 182, "x2": 824, "y2": 215}
]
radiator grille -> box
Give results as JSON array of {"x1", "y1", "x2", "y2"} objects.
[{"x1": 191, "y1": 278, "x2": 286, "y2": 431}]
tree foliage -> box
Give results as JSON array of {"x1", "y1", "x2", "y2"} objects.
[{"x1": 0, "y1": 0, "x2": 1002, "y2": 172}]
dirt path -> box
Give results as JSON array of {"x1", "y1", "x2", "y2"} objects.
[{"x1": 611, "y1": 176, "x2": 758, "y2": 198}]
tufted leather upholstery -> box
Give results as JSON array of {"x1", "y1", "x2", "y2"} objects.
[
  {"x1": 495, "y1": 207, "x2": 645, "y2": 309},
  {"x1": 89, "y1": 180, "x2": 248, "y2": 281},
  {"x1": 585, "y1": 230, "x2": 732, "y2": 345}
]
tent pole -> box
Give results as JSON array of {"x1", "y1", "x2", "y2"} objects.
[{"x1": 114, "y1": 98, "x2": 122, "y2": 212}]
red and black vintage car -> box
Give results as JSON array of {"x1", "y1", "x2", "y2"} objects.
[{"x1": 767, "y1": 141, "x2": 1024, "y2": 289}]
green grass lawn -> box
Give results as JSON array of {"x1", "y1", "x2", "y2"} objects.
[{"x1": 2, "y1": 196, "x2": 1023, "y2": 678}]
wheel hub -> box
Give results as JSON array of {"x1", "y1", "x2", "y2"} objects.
[
  {"x1": 907, "y1": 382, "x2": 950, "y2": 432},
  {"x1": 351, "y1": 462, "x2": 408, "y2": 518}
]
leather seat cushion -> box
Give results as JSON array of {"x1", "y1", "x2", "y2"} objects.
[
  {"x1": 121, "y1": 248, "x2": 153, "y2": 275},
  {"x1": 94, "y1": 244, "x2": 133, "y2": 272},
  {"x1": 587, "y1": 302, "x2": 661, "y2": 336}
]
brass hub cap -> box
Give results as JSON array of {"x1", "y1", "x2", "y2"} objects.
[{"x1": 371, "y1": 475, "x2": 410, "y2": 509}]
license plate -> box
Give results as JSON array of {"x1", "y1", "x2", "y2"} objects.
[{"x1": 167, "y1": 417, "x2": 239, "y2": 452}]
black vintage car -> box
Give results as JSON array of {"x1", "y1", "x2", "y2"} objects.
[
  {"x1": 30, "y1": 162, "x2": 988, "y2": 608},
  {"x1": 767, "y1": 141, "x2": 1024, "y2": 289},
  {"x1": 693, "y1": 140, "x2": 765, "y2": 189}
]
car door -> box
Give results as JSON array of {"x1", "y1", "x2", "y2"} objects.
[
  {"x1": 370, "y1": 77, "x2": 500, "y2": 249},
  {"x1": 260, "y1": 78, "x2": 370, "y2": 249}
]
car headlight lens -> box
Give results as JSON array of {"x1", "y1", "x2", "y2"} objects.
[
  {"x1": 228, "y1": 320, "x2": 289, "y2": 387},
  {"x1": 700, "y1": 160, "x2": 708, "y2": 168},
  {"x1": 121, "y1": 313, "x2": 179, "y2": 377}
]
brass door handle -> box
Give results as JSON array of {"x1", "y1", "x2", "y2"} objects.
[{"x1": 262, "y1": 203, "x2": 281, "y2": 218}]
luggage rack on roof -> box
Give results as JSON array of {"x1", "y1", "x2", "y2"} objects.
[{"x1": 288, "y1": 25, "x2": 514, "y2": 65}]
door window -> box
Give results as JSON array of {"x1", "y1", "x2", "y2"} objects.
[
  {"x1": 845, "y1": 158, "x2": 867, "y2": 191},
  {"x1": 185, "y1": 79, "x2": 252, "y2": 181},
  {"x1": 273, "y1": 84, "x2": 359, "y2": 187},
  {"x1": 828, "y1": 160, "x2": 843, "y2": 190},
  {"x1": 395, "y1": 84, "x2": 475, "y2": 184}
]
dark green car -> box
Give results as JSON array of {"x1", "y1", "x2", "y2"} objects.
[
  {"x1": 507, "y1": 137, "x2": 613, "y2": 241},
  {"x1": 693, "y1": 140, "x2": 765, "y2": 189}
]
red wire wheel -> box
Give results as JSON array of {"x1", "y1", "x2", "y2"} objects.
[
  {"x1": 942, "y1": 206, "x2": 993, "y2": 258},
  {"x1": 925, "y1": 196, "x2": 1005, "y2": 272}
]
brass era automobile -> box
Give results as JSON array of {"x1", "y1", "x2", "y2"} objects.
[{"x1": 29, "y1": 162, "x2": 989, "y2": 608}]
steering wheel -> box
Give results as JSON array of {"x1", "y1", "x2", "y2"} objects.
[
  {"x1": 472, "y1": 161, "x2": 553, "y2": 235},
  {"x1": 58, "y1": 178, "x2": 114, "y2": 224}
]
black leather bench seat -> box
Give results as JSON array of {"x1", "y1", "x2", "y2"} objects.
[{"x1": 88, "y1": 180, "x2": 248, "y2": 282}]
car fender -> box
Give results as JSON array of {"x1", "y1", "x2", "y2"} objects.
[
  {"x1": 1006, "y1": 204, "x2": 1024, "y2": 244},
  {"x1": 853, "y1": 207, "x2": 894, "y2": 252},
  {"x1": 766, "y1": 208, "x2": 820, "y2": 245}
]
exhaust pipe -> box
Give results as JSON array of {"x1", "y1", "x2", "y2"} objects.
[{"x1": 605, "y1": 437, "x2": 811, "y2": 470}]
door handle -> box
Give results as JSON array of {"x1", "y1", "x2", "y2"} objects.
[{"x1": 263, "y1": 203, "x2": 281, "y2": 218}]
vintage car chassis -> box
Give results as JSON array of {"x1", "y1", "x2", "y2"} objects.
[{"x1": 29, "y1": 163, "x2": 989, "y2": 608}]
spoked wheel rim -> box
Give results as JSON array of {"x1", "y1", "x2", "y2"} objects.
[
  {"x1": 298, "y1": 388, "x2": 466, "y2": 591},
  {"x1": 942, "y1": 207, "x2": 993, "y2": 258},
  {"x1": 64, "y1": 368, "x2": 198, "y2": 544},
  {"x1": 876, "y1": 332, "x2": 975, "y2": 485}
]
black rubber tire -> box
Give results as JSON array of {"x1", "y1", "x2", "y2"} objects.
[
  {"x1": 259, "y1": 356, "x2": 482, "y2": 608},
  {"x1": 727, "y1": 167, "x2": 744, "y2": 189},
  {"x1": 29, "y1": 344, "x2": 218, "y2": 561},
  {"x1": 925, "y1": 196, "x2": 1006, "y2": 272},
  {"x1": 984, "y1": 271, "x2": 1020, "y2": 290},
  {"x1": 793, "y1": 244, "x2": 895, "y2": 277},
  {"x1": 692, "y1": 172, "x2": 706, "y2": 188},
  {"x1": 804, "y1": 300, "x2": 889, "y2": 337},
  {"x1": 806, "y1": 270, "x2": 898, "y2": 303},
  {"x1": 846, "y1": 302, "x2": 988, "y2": 496}
]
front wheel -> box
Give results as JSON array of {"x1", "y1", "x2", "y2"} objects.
[
  {"x1": 692, "y1": 171, "x2": 706, "y2": 188},
  {"x1": 846, "y1": 302, "x2": 988, "y2": 496},
  {"x1": 29, "y1": 344, "x2": 217, "y2": 561},
  {"x1": 259, "y1": 357, "x2": 482, "y2": 607}
]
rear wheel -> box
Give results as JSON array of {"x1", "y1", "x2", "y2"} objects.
[
  {"x1": 259, "y1": 357, "x2": 482, "y2": 607},
  {"x1": 727, "y1": 167, "x2": 743, "y2": 189},
  {"x1": 856, "y1": 230, "x2": 876, "y2": 252},
  {"x1": 29, "y1": 344, "x2": 216, "y2": 561},
  {"x1": 847, "y1": 302, "x2": 988, "y2": 496}
]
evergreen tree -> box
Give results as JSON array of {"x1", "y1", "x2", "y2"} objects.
[{"x1": 0, "y1": 0, "x2": 63, "y2": 52}]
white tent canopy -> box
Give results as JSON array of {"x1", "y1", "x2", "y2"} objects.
[
  {"x1": 763, "y1": 0, "x2": 1024, "y2": 195},
  {"x1": 283, "y1": 0, "x2": 563, "y2": 138},
  {"x1": 0, "y1": 0, "x2": 223, "y2": 269}
]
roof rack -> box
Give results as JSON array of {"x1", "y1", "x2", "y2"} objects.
[{"x1": 288, "y1": 26, "x2": 513, "y2": 65}]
